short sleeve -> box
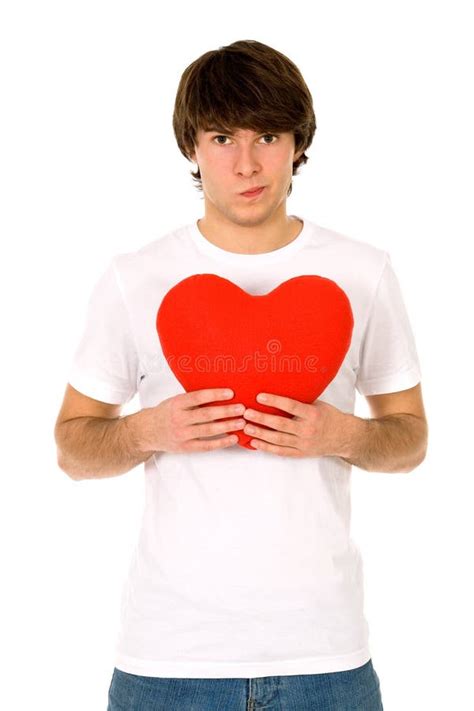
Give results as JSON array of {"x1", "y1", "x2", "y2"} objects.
[
  {"x1": 67, "y1": 258, "x2": 140, "y2": 405},
  {"x1": 355, "y1": 253, "x2": 422, "y2": 396}
]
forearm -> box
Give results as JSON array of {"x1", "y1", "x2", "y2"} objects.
[
  {"x1": 336, "y1": 413, "x2": 428, "y2": 473},
  {"x1": 55, "y1": 411, "x2": 157, "y2": 481}
]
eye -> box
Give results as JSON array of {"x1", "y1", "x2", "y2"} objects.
[
  {"x1": 260, "y1": 134, "x2": 279, "y2": 144},
  {"x1": 212, "y1": 134, "x2": 279, "y2": 145}
]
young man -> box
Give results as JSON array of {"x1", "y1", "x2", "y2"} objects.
[{"x1": 55, "y1": 40, "x2": 427, "y2": 710}]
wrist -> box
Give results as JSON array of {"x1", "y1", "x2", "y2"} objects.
[
  {"x1": 123, "y1": 409, "x2": 157, "y2": 457},
  {"x1": 334, "y1": 412, "x2": 368, "y2": 459}
]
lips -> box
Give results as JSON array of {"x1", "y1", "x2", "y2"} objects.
[{"x1": 241, "y1": 186, "x2": 265, "y2": 197}]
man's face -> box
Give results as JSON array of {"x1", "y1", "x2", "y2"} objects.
[{"x1": 189, "y1": 126, "x2": 303, "y2": 227}]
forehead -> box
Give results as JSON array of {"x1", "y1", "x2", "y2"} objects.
[
  {"x1": 198, "y1": 125, "x2": 290, "y2": 137},
  {"x1": 202, "y1": 125, "x2": 258, "y2": 134}
]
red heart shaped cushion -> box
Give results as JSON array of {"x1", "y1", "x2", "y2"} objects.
[{"x1": 156, "y1": 274, "x2": 354, "y2": 450}]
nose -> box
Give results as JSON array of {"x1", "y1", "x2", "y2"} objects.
[{"x1": 234, "y1": 144, "x2": 262, "y2": 177}]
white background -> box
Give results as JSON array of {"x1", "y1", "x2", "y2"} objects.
[{"x1": 1, "y1": 1, "x2": 472, "y2": 709}]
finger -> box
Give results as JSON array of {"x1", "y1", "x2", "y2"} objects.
[
  {"x1": 249, "y1": 436, "x2": 302, "y2": 457},
  {"x1": 243, "y1": 422, "x2": 297, "y2": 448},
  {"x1": 185, "y1": 402, "x2": 245, "y2": 427},
  {"x1": 181, "y1": 388, "x2": 234, "y2": 409},
  {"x1": 244, "y1": 408, "x2": 298, "y2": 434},
  {"x1": 183, "y1": 433, "x2": 239, "y2": 452},
  {"x1": 256, "y1": 392, "x2": 308, "y2": 417},
  {"x1": 192, "y1": 417, "x2": 246, "y2": 439}
]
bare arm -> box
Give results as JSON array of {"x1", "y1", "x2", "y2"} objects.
[
  {"x1": 338, "y1": 383, "x2": 428, "y2": 473},
  {"x1": 54, "y1": 384, "x2": 246, "y2": 481},
  {"x1": 55, "y1": 411, "x2": 155, "y2": 480},
  {"x1": 338, "y1": 412, "x2": 428, "y2": 473}
]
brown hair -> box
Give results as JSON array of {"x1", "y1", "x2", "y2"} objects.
[{"x1": 172, "y1": 39, "x2": 317, "y2": 197}]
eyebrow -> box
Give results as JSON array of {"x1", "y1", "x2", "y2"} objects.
[
  {"x1": 204, "y1": 126, "x2": 262, "y2": 136},
  {"x1": 205, "y1": 127, "x2": 236, "y2": 135}
]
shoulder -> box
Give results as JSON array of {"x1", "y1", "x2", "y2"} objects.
[
  {"x1": 304, "y1": 218, "x2": 389, "y2": 279},
  {"x1": 306, "y1": 219, "x2": 388, "y2": 264},
  {"x1": 110, "y1": 223, "x2": 192, "y2": 277}
]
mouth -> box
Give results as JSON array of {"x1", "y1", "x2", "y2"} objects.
[{"x1": 240, "y1": 186, "x2": 266, "y2": 199}]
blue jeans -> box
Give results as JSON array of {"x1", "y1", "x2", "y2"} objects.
[{"x1": 107, "y1": 658, "x2": 384, "y2": 710}]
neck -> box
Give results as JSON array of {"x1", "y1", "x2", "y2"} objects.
[{"x1": 196, "y1": 214, "x2": 303, "y2": 255}]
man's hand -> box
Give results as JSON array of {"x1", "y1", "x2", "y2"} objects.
[
  {"x1": 134, "y1": 388, "x2": 247, "y2": 454},
  {"x1": 242, "y1": 392, "x2": 350, "y2": 458},
  {"x1": 243, "y1": 391, "x2": 428, "y2": 473}
]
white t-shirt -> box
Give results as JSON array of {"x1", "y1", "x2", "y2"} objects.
[{"x1": 68, "y1": 215, "x2": 422, "y2": 679}]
